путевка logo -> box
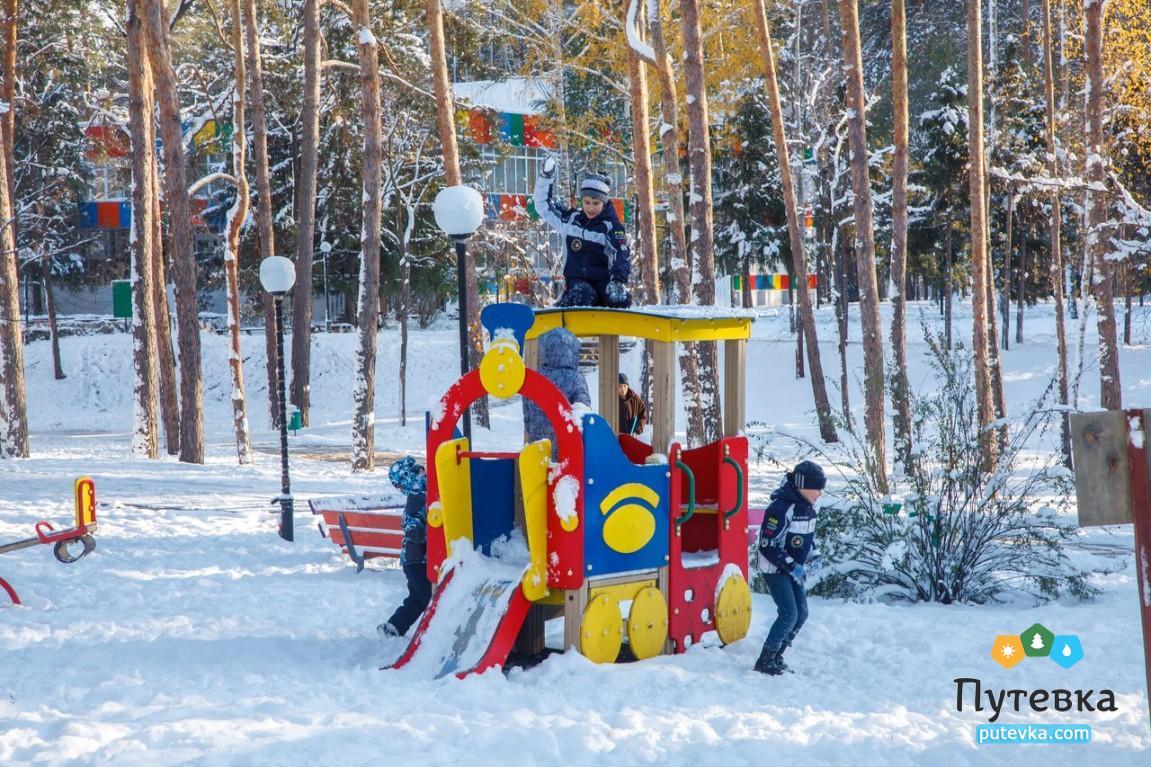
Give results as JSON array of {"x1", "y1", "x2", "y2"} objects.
[{"x1": 991, "y1": 623, "x2": 1084, "y2": 670}]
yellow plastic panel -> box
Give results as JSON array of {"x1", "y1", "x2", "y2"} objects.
[
  {"x1": 714, "y1": 574, "x2": 753, "y2": 645},
  {"x1": 626, "y1": 586, "x2": 669, "y2": 660},
  {"x1": 526, "y1": 308, "x2": 752, "y2": 343},
  {"x1": 479, "y1": 339, "x2": 527, "y2": 399},
  {"x1": 518, "y1": 439, "x2": 551, "y2": 601},
  {"x1": 580, "y1": 593, "x2": 623, "y2": 664},
  {"x1": 435, "y1": 438, "x2": 473, "y2": 557}
]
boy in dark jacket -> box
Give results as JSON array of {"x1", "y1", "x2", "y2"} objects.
[
  {"x1": 523, "y1": 328, "x2": 591, "y2": 447},
  {"x1": 753, "y1": 460, "x2": 826, "y2": 675},
  {"x1": 378, "y1": 456, "x2": 431, "y2": 638},
  {"x1": 533, "y1": 157, "x2": 632, "y2": 308}
]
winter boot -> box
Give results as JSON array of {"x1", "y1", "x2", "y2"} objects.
[
  {"x1": 777, "y1": 641, "x2": 791, "y2": 672},
  {"x1": 377, "y1": 621, "x2": 401, "y2": 638},
  {"x1": 753, "y1": 646, "x2": 785, "y2": 676}
]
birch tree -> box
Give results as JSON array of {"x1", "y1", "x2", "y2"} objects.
[
  {"x1": 126, "y1": 0, "x2": 159, "y2": 459},
  {"x1": 243, "y1": 0, "x2": 282, "y2": 430},
  {"x1": 350, "y1": 0, "x2": 384, "y2": 472},
  {"x1": 838, "y1": 0, "x2": 886, "y2": 490},
  {"x1": 222, "y1": 0, "x2": 252, "y2": 464}
]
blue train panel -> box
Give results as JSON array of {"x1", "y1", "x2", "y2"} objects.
[{"x1": 580, "y1": 415, "x2": 669, "y2": 577}]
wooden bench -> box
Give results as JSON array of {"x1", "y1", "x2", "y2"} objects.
[{"x1": 308, "y1": 493, "x2": 406, "y2": 571}]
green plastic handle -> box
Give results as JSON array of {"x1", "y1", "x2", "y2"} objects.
[
  {"x1": 676, "y1": 459, "x2": 696, "y2": 530},
  {"x1": 723, "y1": 456, "x2": 745, "y2": 521}
]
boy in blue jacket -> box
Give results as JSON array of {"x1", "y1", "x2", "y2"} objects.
[
  {"x1": 753, "y1": 460, "x2": 826, "y2": 675},
  {"x1": 378, "y1": 456, "x2": 431, "y2": 638},
  {"x1": 533, "y1": 157, "x2": 632, "y2": 308}
]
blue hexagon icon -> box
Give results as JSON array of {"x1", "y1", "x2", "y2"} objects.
[{"x1": 1049, "y1": 635, "x2": 1084, "y2": 669}]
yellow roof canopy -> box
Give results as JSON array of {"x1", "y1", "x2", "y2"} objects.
[{"x1": 526, "y1": 306, "x2": 754, "y2": 343}]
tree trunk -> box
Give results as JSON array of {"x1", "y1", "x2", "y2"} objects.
[
  {"x1": 838, "y1": 0, "x2": 886, "y2": 490},
  {"x1": 647, "y1": 0, "x2": 704, "y2": 447},
  {"x1": 225, "y1": 0, "x2": 252, "y2": 464},
  {"x1": 1084, "y1": 0, "x2": 1120, "y2": 410},
  {"x1": 126, "y1": 0, "x2": 159, "y2": 459},
  {"x1": 985, "y1": 240, "x2": 1008, "y2": 450},
  {"x1": 834, "y1": 231, "x2": 851, "y2": 429},
  {"x1": 625, "y1": 2, "x2": 659, "y2": 409},
  {"x1": 425, "y1": 0, "x2": 487, "y2": 429},
  {"x1": 400, "y1": 207, "x2": 413, "y2": 427},
  {"x1": 679, "y1": 0, "x2": 722, "y2": 446},
  {"x1": 42, "y1": 249, "x2": 63, "y2": 380},
  {"x1": 1021, "y1": 0, "x2": 1032, "y2": 70},
  {"x1": 291, "y1": 0, "x2": 321, "y2": 425},
  {"x1": 351, "y1": 0, "x2": 383, "y2": 472},
  {"x1": 243, "y1": 0, "x2": 282, "y2": 431},
  {"x1": 146, "y1": 0, "x2": 203, "y2": 463},
  {"x1": 626, "y1": 2, "x2": 658, "y2": 309},
  {"x1": 1122, "y1": 261, "x2": 1131, "y2": 346},
  {"x1": 944, "y1": 216, "x2": 953, "y2": 349},
  {"x1": 1, "y1": 0, "x2": 14, "y2": 223},
  {"x1": 889, "y1": 0, "x2": 911, "y2": 467},
  {"x1": 1016, "y1": 233, "x2": 1026, "y2": 344},
  {"x1": 1003, "y1": 190, "x2": 1013, "y2": 350},
  {"x1": 151, "y1": 159, "x2": 180, "y2": 454},
  {"x1": 752, "y1": 0, "x2": 837, "y2": 443},
  {"x1": 965, "y1": 0, "x2": 996, "y2": 469},
  {"x1": 0, "y1": 0, "x2": 25, "y2": 458}
]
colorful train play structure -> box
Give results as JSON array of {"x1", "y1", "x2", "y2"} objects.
[
  {"x1": 385, "y1": 303, "x2": 755, "y2": 678},
  {"x1": 0, "y1": 478, "x2": 99, "y2": 605}
]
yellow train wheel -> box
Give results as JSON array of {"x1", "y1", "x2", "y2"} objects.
[
  {"x1": 580, "y1": 593, "x2": 623, "y2": 664},
  {"x1": 626, "y1": 586, "x2": 668, "y2": 660},
  {"x1": 714, "y1": 574, "x2": 752, "y2": 645}
]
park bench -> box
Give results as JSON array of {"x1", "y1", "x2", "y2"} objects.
[{"x1": 308, "y1": 493, "x2": 407, "y2": 571}]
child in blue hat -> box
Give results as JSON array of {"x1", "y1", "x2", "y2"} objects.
[{"x1": 378, "y1": 456, "x2": 430, "y2": 637}]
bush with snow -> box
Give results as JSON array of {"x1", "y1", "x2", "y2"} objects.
[{"x1": 753, "y1": 330, "x2": 1096, "y2": 605}]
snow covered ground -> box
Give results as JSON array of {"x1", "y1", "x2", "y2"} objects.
[{"x1": 1, "y1": 300, "x2": 1149, "y2": 765}]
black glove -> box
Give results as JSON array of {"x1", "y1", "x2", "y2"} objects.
[{"x1": 540, "y1": 156, "x2": 557, "y2": 179}]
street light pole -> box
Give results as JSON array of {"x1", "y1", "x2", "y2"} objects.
[
  {"x1": 455, "y1": 239, "x2": 472, "y2": 442},
  {"x1": 320, "y1": 241, "x2": 332, "y2": 332},
  {"x1": 260, "y1": 255, "x2": 297, "y2": 542},
  {"x1": 432, "y1": 184, "x2": 485, "y2": 443},
  {"x1": 273, "y1": 293, "x2": 293, "y2": 541}
]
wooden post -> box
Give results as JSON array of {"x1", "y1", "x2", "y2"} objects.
[
  {"x1": 723, "y1": 339, "x2": 746, "y2": 437},
  {"x1": 1071, "y1": 409, "x2": 1151, "y2": 727},
  {"x1": 1124, "y1": 409, "x2": 1151, "y2": 727},
  {"x1": 651, "y1": 341, "x2": 676, "y2": 455},
  {"x1": 598, "y1": 335, "x2": 619, "y2": 427}
]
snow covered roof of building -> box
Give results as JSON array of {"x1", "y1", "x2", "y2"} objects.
[{"x1": 454, "y1": 77, "x2": 551, "y2": 116}]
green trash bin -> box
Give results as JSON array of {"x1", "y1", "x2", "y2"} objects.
[{"x1": 288, "y1": 406, "x2": 303, "y2": 435}]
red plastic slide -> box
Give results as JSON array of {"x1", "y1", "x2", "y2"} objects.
[{"x1": 383, "y1": 554, "x2": 532, "y2": 679}]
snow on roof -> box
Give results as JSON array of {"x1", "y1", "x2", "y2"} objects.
[{"x1": 454, "y1": 77, "x2": 551, "y2": 115}]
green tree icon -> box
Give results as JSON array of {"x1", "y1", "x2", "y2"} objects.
[{"x1": 1021, "y1": 623, "x2": 1055, "y2": 657}]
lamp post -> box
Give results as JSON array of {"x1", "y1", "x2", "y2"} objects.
[
  {"x1": 433, "y1": 185, "x2": 485, "y2": 442},
  {"x1": 260, "y1": 255, "x2": 297, "y2": 542},
  {"x1": 319, "y1": 241, "x2": 332, "y2": 332}
]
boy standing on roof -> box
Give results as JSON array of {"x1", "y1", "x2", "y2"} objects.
[{"x1": 533, "y1": 157, "x2": 632, "y2": 309}]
